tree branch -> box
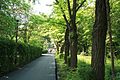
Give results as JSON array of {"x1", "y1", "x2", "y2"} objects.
[
  {"x1": 55, "y1": 0, "x2": 59, "y2": 4},
  {"x1": 55, "y1": 0, "x2": 71, "y2": 30},
  {"x1": 76, "y1": 0, "x2": 86, "y2": 12},
  {"x1": 63, "y1": 14, "x2": 71, "y2": 30},
  {"x1": 67, "y1": 0, "x2": 72, "y2": 19}
]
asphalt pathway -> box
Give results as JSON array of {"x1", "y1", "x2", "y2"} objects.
[{"x1": 0, "y1": 54, "x2": 56, "y2": 80}]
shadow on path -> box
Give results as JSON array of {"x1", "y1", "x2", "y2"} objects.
[{"x1": 0, "y1": 53, "x2": 56, "y2": 80}]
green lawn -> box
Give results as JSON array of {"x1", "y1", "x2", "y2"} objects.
[{"x1": 56, "y1": 54, "x2": 120, "y2": 80}]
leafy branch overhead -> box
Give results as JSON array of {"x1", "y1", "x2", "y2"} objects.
[
  {"x1": 55, "y1": 0, "x2": 86, "y2": 30},
  {"x1": 0, "y1": 0, "x2": 120, "y2": 79}
]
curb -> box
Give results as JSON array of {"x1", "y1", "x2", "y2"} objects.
[{"x1": 55, "y1": 59, "x2": 58, "y2": 80}]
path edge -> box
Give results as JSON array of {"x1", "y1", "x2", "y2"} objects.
[{"x1": 55, "y1": 59, "x2": 58, "y2": 80}]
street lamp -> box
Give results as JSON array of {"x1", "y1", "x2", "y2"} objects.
[
  {"x1": 14, "y1": 16, "x2": 20, "y2": 65},
  {"x1": 23, "y1": 15, "x2": 28, "y2": 43},
  {"x1": 16, "y1": 16, "x2": 20, "y2": 43}
]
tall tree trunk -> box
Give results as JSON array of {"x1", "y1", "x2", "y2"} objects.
[
  {"x1": 91, "y1": 0, "x2": 108, "y2": 79},
  {"x1": 16, "y1": 20, "x2": 19, "y2": 43},
  {"x1": 60, "y1": 42, "x2": 65, "y2": 53},
  {"x1": 106, "y1": 0, "x2": 115, "y2": 79},
  {"x1": 70, "y1": 29, "x2": 78, "y2": 68},
  {"x1": 64, "y1": 28, "x2": 70, "y2": 64},
  {"x1": 70, "y1": 0, "x2": 78, "y2": 68}
]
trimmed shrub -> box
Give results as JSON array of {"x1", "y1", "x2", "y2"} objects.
[{"x1": 0, "y1": 39, "x2": 43, "y2": 76}]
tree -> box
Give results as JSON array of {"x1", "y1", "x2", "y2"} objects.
[
  {"x1": 106, "y1": 0, "x2": 115, "y2": 79},
  {"x1": 77, "y1": 4, "x2": 94, "y2": 55},
  {"x1": 0, "y1": 0, "x2": 30, "y2": 43},
  {"x1": 64, "y1": 28, "x2": 70, "y2": 64},
  {"x1": 110, "y1": 0, "x2": 120, "y2": 58},
  {"x1": 55, "y1": 0, "x2": 86, "y2": 68},
  {"x1": 91, "y1": 0, "x2": 108, "y2": 80}
]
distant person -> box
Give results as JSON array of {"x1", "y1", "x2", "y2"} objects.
[{"x1": 50, "y1": 49, "x2": 52, "y2": 53}]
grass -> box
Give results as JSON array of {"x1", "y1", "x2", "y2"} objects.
[{"x1": 56, "y1": 54, "x2": 120, "y2": 80}]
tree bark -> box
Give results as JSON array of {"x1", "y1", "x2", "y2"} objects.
[
  {"x1": 91, "y1": 0, "x2": 108, "y2": 80},
  {"x1": 64, "y1": 28, "x2": 70, "y2": 64},
  {"x1": 70, "y1": 29, "x2": 78, "y2": 68},
  {"x1": 69, "y1": 0, "x2": 78, "y2": 68},
  {"x1": 60, "y1": 42, "x2": 65, "y2": 53}
]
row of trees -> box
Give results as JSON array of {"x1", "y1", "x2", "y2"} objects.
[
  {"x1": 0, "y1": 0, "x2": 46, "y2": 76},
  {"x1": 52, "y1": 0, "x2": 120, "y2": 80},
  {"x1": 1, "y1": 0, "x2": 120, "y2": 79},
  {"x1": 0, "y1": 0, "x2": 30, "y2": 42}
]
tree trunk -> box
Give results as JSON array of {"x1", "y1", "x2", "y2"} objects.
[
  {"x1": 106, "y1": 0, "x2": 115, "y2": 79},
  {"x1": 60, "y1": 42, "x2": 65, "y2": 53},
  {"x1": 16, "y1": 20, "x2": 19, "y2": 43},
  {"x1": 91, "y1": 0, "x2": 108, "y2": 79},
  {"x1": 70, "y1": 0, "x2": 78, "y2": 68},
  {"x1": 56, "y1": 42, "x2": 60, "y2": 54},
  {"x1": 70, "y1": 29, "x2": 78, "y2": 68},
  {"x1": 64, "y1": 28, "x2": 70, "y2": 64}
]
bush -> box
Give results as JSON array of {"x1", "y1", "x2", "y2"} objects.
[
  {"x1": 56, "y1": 54, "x2": 120, "y2": 80},
  {"x1": 77, "y1": 61, "x2": 94, "y2": 80},
  {"x1": 0, "y1": 39, "x2": 43, "y2": 76},
  {"x1": 56, "y1": 54, "x2": 93, "y2": 80},
  {"x1": 42, "y1": 49, "x2": 48, "y2": 54}
]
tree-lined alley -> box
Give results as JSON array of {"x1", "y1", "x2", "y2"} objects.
[{"x1": 0, "y1": 0, "x2": 120, "y2": 80}]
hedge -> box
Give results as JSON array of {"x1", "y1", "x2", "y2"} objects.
[{"x1": 0, "y1": 39, "x2": 43, "y2": 76}]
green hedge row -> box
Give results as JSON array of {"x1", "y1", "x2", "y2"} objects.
[{"x1": 0, "y1": 39, "x2": 43, "y2": 76}]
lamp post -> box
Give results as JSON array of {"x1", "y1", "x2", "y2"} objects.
[
  {"x1": 23, "y1": 16, "x2": 28, "y2": 43},
  {"x1": 15, "y1": 15, "x2": 20, "y2": 43},
  {"x1": 16, "y1": 19, "x2": 19, "y2": 43},
  {"x1": 14, "y1": 19, "x2": 19, "y2": 66}
]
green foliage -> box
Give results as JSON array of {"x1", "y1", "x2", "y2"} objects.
[
  {"x1": 42, "y1": 49, "x2": 48, "y2": 54},
  {"x1": 0, "y1": 11, "x2": 17, "y2": 38},
  {"x1": 0, "y1": 0, "x2": 30, "y2": 40},
  {"x1": 56, "y1": 55, "x2": 93, "y2": 80},
  {"x1": 77, "y1": 4, "x2": 94, "y2": 54},
  {"x1": 0, "y1": 38, "x2": 43, "y2": 76},
  {"x1": 56, "y1": 55, "x2": 120, "y2": 80},
  {"x1": 105, "y1": 65, "x2": 111, "y2": 80},
  {"x1": 106, "y1": 0, "x2": 120, "y2": 58},
  {"x1": 1, "y1": 0, "x2": 120, "y2": 79},
  {"x1": 29, "y1": 13, "x2": 65, "y2": 50},
  {"x1": 105, "y1": 64, "x2": 118, "y2": 80},
  {"x1": 55, "y1": 54, "x2": 68, "y2": 80},
  {"x1": 116, "y1": 72, "x2": 120, "y2": 79},
  {"x1": 77, "y1": 62, "x2": 94, "y2": 80},
  {"x1": 105, "y1": 59, "x2": 120, "y2": 80}
]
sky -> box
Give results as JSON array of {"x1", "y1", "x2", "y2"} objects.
[{"x1": 32, "y1": 0, "x2": 54, "y2": 15}]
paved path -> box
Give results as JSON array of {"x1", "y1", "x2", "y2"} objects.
[{"x1": 0, "y1": 54, "x2": 56, "y2": 80}]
